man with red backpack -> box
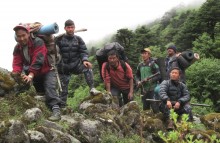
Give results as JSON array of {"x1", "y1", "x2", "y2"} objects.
[
  {"x1": 102, "y1": 50, "x2": 134, "y2": 107},
  {"x1": 12, "y1": 24, "x2": 63, "y2": 121}
]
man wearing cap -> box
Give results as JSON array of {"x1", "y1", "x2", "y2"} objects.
[
  {"x1": 136, "y1": 48, "x2": 161, "y2": 113},
  {"x1": 12, "y1": 24, "x2": 63, "y2": 121},
  {"x1": 55, "y1": 19, "x2": 100, "y2": 107},
  {"x1": 165, "y1": 45, "x2": 186, "y2": 83},
  {"x1": 159, "y1": 67, "x2": 193, "y2": 130}
]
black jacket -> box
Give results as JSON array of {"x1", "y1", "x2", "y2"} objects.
[
  {"x1": 159, "y1": 80, "x2": 190, "y2": 105},
  {"x1": 56, "y1": 34, "x2": 88, "y2": 74}
]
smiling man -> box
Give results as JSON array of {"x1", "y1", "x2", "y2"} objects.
[{"x1": 12, "y1": 24, "x2": 63, "y2": 121}]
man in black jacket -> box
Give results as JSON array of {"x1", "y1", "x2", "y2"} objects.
[
  {"x1": 159, "y1": 67, "x2": 193, "y2": 130},
  {"x1": 56, "y1": 19, "x2": 99, "y2": 107}
]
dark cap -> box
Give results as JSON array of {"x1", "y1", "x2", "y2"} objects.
[
  {"x1": 65, "y1": 19, "x2": 75, "y2": 27},
  {"x1": 167, "y1": 45, "x2": 177, "y2": 53},
  {"x1": 13, "y1": 24, "x2": 30, "y2": 32}
]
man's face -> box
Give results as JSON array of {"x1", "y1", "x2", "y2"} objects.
[
  {"x1": 15, "y1": 29, "x2": 30, "y2": 46},
  {"x1": 170, "y1": 69, "x2": 180, "y2": 80},
  {"x1": 108, "y1": 55, "x2": 119, "y2": 67},
  {"x1": 64, "y1": 25, "x2": 75, "y2": 35},
  {"x1": 141, "y1": 51, "x2": 150, "y2": 61},
  {"x1": 167, "y1": 48, "x2": 175, "y2": 57}
]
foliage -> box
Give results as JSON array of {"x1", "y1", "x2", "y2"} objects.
[
  {"x1": 67, "y1": 86, "x2": 89, "y2": 111},
  {"x1": 186, "y1": 58, "x2": 220, "y2": 112},
  {"x1": 158, "y1": 109, "x2": 219, "y2": 143},
  {"x1": 101, "y1": 131, "x2": 144, "y2": 143},
  {"x1": 193, "y1": 32, "x2": 220, "y2": 58}
]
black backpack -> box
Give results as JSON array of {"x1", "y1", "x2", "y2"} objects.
[{"x1": 96, "y1": 42, "x2": 128, "y2": 80}]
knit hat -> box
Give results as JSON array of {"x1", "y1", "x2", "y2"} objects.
[
  {"x1": 13, "y1": 24, "x2": 30, "y2": 32},
  {"x1": 141, "y1": 48, "x2": 151, "y2": 54},
  {"x1": 167, "y1": 45, "x2": 177, "y2": 53},
  {"x1": 65, "y1": 19, "x2": 75, "y2": 27}
]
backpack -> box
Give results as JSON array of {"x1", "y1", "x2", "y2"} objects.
[
  {"x1": 19, "y1": 22, "x2": 61, "y2": 67},
  {"x1": 96, "y1": 42, "x2": 128, "y2": 80},
  {"x1": 151, "y1": 57, "x2": 167, "y2": 83}
]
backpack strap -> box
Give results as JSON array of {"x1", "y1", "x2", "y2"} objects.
[{"x1": 104, "y1": 60, "x2": 128, "y2": 79}]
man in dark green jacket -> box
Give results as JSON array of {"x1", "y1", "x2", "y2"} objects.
[{"x1": 136, "y1": 48, "x2": 160, "y2": 113}]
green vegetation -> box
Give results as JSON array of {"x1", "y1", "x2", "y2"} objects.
[{"x1": 158, "y1": 109, "x2": 219, "y2": 143}]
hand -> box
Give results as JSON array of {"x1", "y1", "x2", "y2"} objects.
[
  {"x1": 176, "y1": 52, "x2": 181, "y2": 57},
  {"x1": 174, "y1": 102, "x2": 180, "y2": 110},
  {"x1": 136, "y1": 81, "x2": 142, "y2": 88},
  {"x1": 167, "y1": 100, "x2": 172, "y2": 109},
  {"x1": 22, "y1": 74, "x2": 33, "y2": 83},
  {"x1": 128, "y1": 92, "x2": 133, "y2": 100},
  {"x1": 83, "y1": 61, "x2": 92, "y2": 69}
]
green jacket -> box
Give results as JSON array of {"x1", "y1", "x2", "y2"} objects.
[{"x1": 136, "y1": 59, "x2": 160, "y2": 91}]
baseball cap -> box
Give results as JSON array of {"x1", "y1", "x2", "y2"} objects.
[
  {"x1": 141, "y1": 48, "x2": 151, "y2": 54},
  {"x1": 13, "y1": 24, "x2": 30, "y2": 32}
]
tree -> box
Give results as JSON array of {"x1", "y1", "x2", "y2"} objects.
[
  {"x1": 197, "y1": 0, "x2": 220, "y2": 40},
  {"x1": 115, "y1": 28, "x2": 134, "y2": 48}
]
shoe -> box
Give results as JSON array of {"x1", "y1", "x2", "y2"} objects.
[
  {"x1": 48, "y1": 105, "x2": 61, "y2": 121},
  {"x1": 166, "y1": 119, "x2": 174, "y2": 131},
  {"x1": 48, "y1": 111, "x2": 61, "y2": 121},
  {"x1": 90, "y1": 88, "x2": 101, "y2": 95}
]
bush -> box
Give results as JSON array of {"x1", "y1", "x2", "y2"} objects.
[{"x1": 186, "y1": 58, "x2": 220, "y2": 112}]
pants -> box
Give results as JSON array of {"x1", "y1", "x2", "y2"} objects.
[
  {"x1": 111, "y1": 86, "x2": 132, "y2": 107},
  {"x1": 159, "y1": 102, "x2": 193, "y2": 121},
  {"x1": 59, "y1": 65, "x2": 94, "y2": 106},
  {"x1": 142, "y1": 90, "x2": 160, "y2": 113},
  {"x1": 34, "y1": 70, "x2": 63, "y2": 109}
]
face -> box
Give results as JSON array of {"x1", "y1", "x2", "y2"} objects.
[
  {"x1": 15, "y1": 29, "x2": 30, "y2": 46},
  {"x1": 167, "y1": 48, "x2": 175, "y2": 57},
  {"x1": 141, "y1": 51, "x2": 150, "y2": 61},
  {"x1": 170, "y1": 69, "x2": 180, "y2": 80},
  {"x1": 64, "y1": 25, "x2": 75, "y2": 35},
  {"x1": 108, "y1": 55, "x2": 119, "y2": 67}
]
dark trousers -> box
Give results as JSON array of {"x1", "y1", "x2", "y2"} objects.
[
  {"x1": 59, "y1": 67, "x2": 94, "y2": 106},
  {"x1": 159, "y1": 102, "x2": 193, "y2": 121},
  {"x1": 142, "y1": 90, "x2": 160, "y2": 113},
  {"x1": 111, "y1": 86, "x2": 132, "y2": 107},
  {"x1": 34, "y1": 70, "x2": 63, "y2": 109}
]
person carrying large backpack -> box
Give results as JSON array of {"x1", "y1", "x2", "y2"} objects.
[
  {"x1": 102, "y1": 50, "x2": 134, "y2": 107},
  {"x1": 136, "y1": 48, "x2": 161, "y2": 113},
  {"x1": 12, "y1": 24, "x2": 63, "y2": 121}
]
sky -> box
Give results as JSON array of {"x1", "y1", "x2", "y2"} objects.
[{"x1": 0, "y1": 0, "x2": 206, "y2": 71}]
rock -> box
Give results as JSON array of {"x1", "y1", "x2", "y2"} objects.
[
  {"x1": 28, "y1": 130, "x2": 48, "y2": 143},
  {"x1": 23, "y1": 108, "x2": 42, "y2": 122}
]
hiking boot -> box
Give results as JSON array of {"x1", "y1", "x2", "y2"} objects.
[
  {"x1": 166, "y1": 119, "x2": 174, "y2": 131},
  {"x1": 48, "y1": 112, "x2": 61, "y2": 121},
  {"x1": 90, "y1": 88, "x2": 101, "y2": 95},
  {"x1": 48, "y1": 105, "x2": 61, "y2": 121}
]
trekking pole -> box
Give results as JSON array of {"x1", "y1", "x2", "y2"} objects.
[
  {"x1": 54, "y1": 66, "x2": 62, "y2": 93},
  {"x1": 145, "y1": 99, "x2": 212, "y2": 107}
]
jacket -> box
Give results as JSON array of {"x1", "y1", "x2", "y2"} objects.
[
  {"x1": 12, "y1": 37, "x2": 50, "y2": 76},
  {"x1": 56, "y1": 34, "x2": 88, "y2": 74},
  {"x1": 159, "y1": 80, "x2": 190, "y2": 105}
]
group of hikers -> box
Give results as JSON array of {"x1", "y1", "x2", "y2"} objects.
[{"x1": 12, "y1": 19, "x2": 193, "y2": 130}]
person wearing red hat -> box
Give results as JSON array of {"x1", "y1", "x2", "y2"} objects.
[{"x1": 12, "y1": 24, "x2": 63, "y2": 121}]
